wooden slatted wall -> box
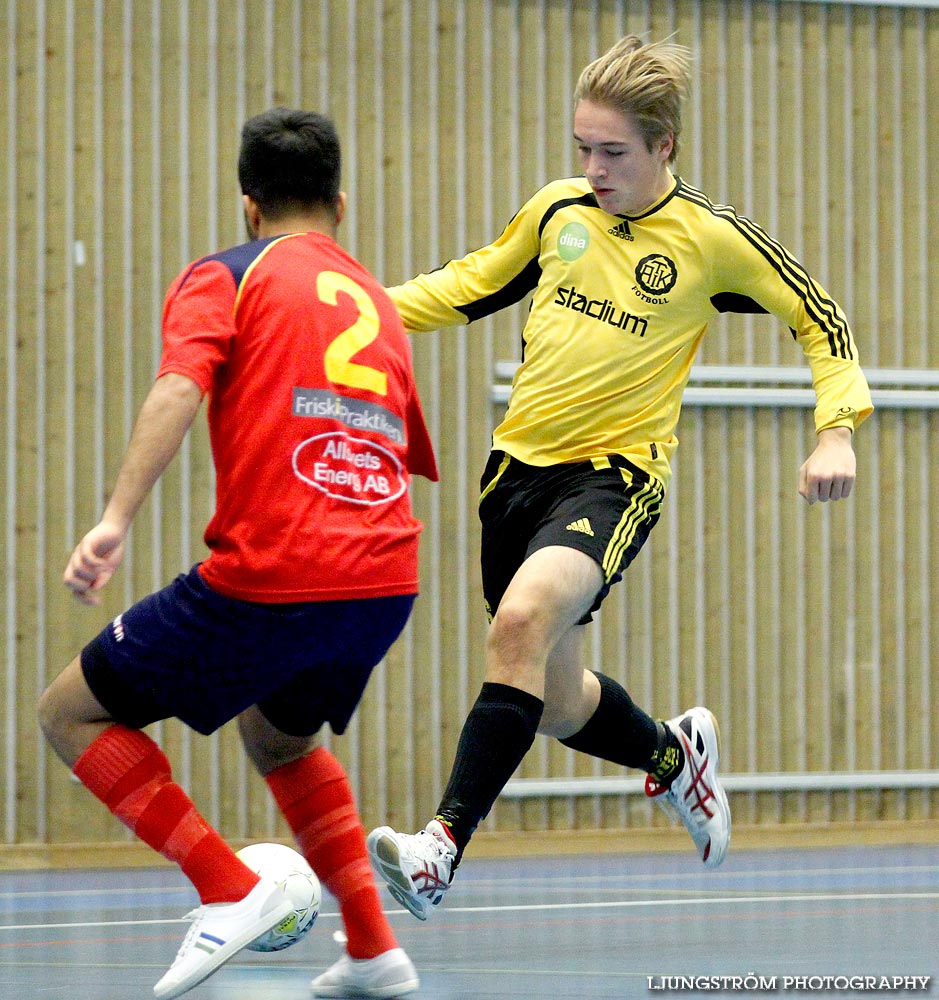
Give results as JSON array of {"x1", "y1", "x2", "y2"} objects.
[{"x1": 1, "y1": 0, "x2": 938, "y2": 864}]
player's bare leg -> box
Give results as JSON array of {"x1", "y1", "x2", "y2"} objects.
[
  {"x1": 38, "y1": 656, "x2": 114, "y2": 767},
  {"x1": 369, "y1": 547, "x2": 601, "y2": 917},
  {"x1": 485, "y1": 546, "x2": 602, "y2": 699},
  {"x1": 539, "y1": 625, "x2": 601, "y2": 738},
  {"x1": 237, "y1": 704, "x2": 320, "y2": 775}
]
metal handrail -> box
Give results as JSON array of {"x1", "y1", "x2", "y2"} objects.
[
  {"x1": 503, "y1": 770, "x2": 939, "y2": 798},
  {"x1": 492, "y1": 363, "x2": 939, "y2": 408}
]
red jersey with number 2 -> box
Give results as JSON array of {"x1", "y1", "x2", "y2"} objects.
[{"x1": 158, "y1": 231, "x2": 438, "y2": 602}]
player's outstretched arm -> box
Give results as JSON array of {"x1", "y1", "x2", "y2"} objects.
[
  {"x1": 63, "y1": 372, "x2": 204, "y2": 604},
  {"x1": 797, "y1": 426, "x2": 856, "y2": 505}
]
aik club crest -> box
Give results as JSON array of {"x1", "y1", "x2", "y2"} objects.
[{"x1": 634, "y1": 254, "x2": 678, "y2": 297}]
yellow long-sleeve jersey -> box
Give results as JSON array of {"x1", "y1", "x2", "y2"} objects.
[{"x1": 389, "y1": 174, "x2": 872, "y2": 487}]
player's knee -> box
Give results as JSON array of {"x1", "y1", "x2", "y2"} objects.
[
  {"x1": 238, "y1": 708, "x2": 321, "y2": 776},
  {"x1": 250, "y1": 738, "x2": 321, "y2": 777},
  {"x1": 37, "y1": 683, "x2": 66, "y2": 744},
  {"x1": 489, "y1": 596, "x2": 548, "y2": 647},
  {"x1": 488, "y1": 607, "x2": 535, "y2": 669},
  {"x1": 485, "y1": 603, "x2": 555, "y2": 694}
]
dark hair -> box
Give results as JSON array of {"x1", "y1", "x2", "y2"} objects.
[{"x1": 238, "y1": 108, "x2": 341, "y2": 219}]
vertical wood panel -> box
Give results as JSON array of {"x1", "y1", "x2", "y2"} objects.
[
  {"x1": 3, "y1": 0, "x2": 939, "y2": 860},
  {"x1": 377, "y1": 0, "x2": 413, "y2": 835},
  {"x1": 394, "y1": 1, "x2": 443, "y2": 832},
  {"x1": 1, "y1": 0, "x2": 19, "y2": 845},
  {"x1": 460, "y1": 0, "x2": 494, "y2": 762},
  {"x1": 543, "y1": 0, "x2": 576, "y2": 834},
  {"x1": 923, "y1": 8, "x2": 939, "y2": 820},
  {"x1": 13, "y1": 0, "x2": 43, "y2": 846}
]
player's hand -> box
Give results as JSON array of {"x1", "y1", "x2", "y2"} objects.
[
  {"x1": 63, "y1": 522, "x2": 127, "y2": 605},
  {"x1": 798, "y1": 426, "x2": 856, "y2": 505}
]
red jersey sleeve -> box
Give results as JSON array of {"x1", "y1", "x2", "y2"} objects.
[{"x1": 159, "y1": 259, "x2": 238, "y2": 392}]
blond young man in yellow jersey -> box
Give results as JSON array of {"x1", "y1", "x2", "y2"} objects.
[{"x1": 368, "y1": 36, "x2": 872, "y2": 919}]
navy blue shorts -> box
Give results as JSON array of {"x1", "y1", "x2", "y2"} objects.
[{"x1": 80, "y1": 565, "x2": 414, "y2": 737}]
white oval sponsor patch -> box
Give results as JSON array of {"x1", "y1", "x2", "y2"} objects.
[{"x1": 292, "y1": 431, "x2": 406, "y2": 506}]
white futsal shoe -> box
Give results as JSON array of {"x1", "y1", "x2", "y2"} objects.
[
  {"x1": 644, "y1": 706, "x2": 731, "y2": 868},
  {"x1": 153, "y1": 878, "x2": 293, "y2": 998},
  {"x1": 366, "y1": 819, "x2": 457, "y2": 920},
  {"x1": 311, "y1": 946, "x2": 419, "y2": 998}
]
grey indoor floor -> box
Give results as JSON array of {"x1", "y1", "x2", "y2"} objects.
[{"x1": 0, "y1": 843, "x2": 936, "y2": 999}]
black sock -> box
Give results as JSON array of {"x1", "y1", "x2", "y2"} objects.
[
  {"x1": 435, "y1": 682, "x2": 544, "y2": 862},
  {"x1": 559, "y1": 672, "x2": 683, "y2": 781},
  {"x1": 648, "y1": 720, "x2": 684, "y2": 785}
]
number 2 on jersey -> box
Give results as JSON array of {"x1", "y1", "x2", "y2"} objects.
[{"x1": 317, "y1": 271, "x2": 388, "y2": 396}]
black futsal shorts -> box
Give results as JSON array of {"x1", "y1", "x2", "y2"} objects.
[{"x1": 478, "y1": 451, "x2": 665, "y2": 623}]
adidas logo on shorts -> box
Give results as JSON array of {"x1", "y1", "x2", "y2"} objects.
[{"x1": 565, "y1": 518, "x2": 594, "y2": 536}]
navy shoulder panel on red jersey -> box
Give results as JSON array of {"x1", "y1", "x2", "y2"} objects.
[
  {"x1": 202, "y1": 237, "x2": 281, "y2": 287},
  {"x1": 169, "y1": 237, "x2": 281, "y2": 303}
]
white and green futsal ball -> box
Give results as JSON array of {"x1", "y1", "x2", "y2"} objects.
[{"x1": 236, "y1": 842, "x2": 321, "y2": 952}]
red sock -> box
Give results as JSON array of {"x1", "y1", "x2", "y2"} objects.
[
  {"x1": 73, "y1": 725, "x2": 258, "y2": 905},
  {"x1": 266, "y1": 747, "x2": 397, "y2": 959}
]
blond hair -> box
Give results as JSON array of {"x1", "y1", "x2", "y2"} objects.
[{"x1": 574, "y1": 35, "x2": 692, "y2": 163}]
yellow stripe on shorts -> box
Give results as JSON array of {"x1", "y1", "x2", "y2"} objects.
[
  {"x1": 601, "y1": 480, "x2": 663, "y2": 583},
  {"x1": 478, "y1": 452, "x2": 512, "y2": 506}
]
